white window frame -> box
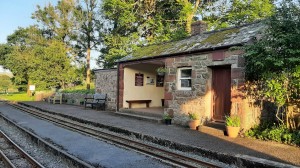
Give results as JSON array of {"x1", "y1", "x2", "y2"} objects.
[{"x1": 177, "y1": 67, "x2": 192, "y2": 90}]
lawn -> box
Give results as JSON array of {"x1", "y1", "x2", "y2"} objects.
[{"x1": 0, "y1": 92, "x2": 35, "y2": 101}]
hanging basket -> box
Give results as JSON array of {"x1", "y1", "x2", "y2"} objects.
[{"x1": 157, "y1": 72, "x2": 165, "y2": 76}]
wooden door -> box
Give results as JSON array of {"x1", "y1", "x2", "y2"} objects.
[{"x1": 212, "y1": 66, "x2": 231, "y2": 121}]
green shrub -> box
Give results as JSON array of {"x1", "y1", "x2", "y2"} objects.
[{"x1": 245, "y1": 122, "x2": 300, "y2": 146}]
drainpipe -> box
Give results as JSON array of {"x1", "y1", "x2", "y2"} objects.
[{"x1": 116, "y1": 63, "x2": 120, "y2": 112}]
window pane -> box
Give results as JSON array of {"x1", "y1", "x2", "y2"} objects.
[
  {"x1": 181, "y1": 69, "x2": 192, "y2": 78},
  {"x1": 181, "y1": 79, "x2": 191, "y2": 87}
]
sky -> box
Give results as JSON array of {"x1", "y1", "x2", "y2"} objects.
[{"x1": 0, "y1": 0, "x2": 98, "y2": 72}]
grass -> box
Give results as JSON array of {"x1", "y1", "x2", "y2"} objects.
[
  {"x1": 0, "y1": 83, "x2": 96, "y2": 102},
  {"x1": 0, "y1": 92, "x2": 35, "y2": 101}
]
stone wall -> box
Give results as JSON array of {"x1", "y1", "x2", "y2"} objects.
[
  {"x1": 62, "y1": 93, "x2": 93, "y2": 105},
  {"x1": 95, "y1": 69, "x2": 117, "y2": 111},
  {"x1": 118, "y1": 49, "x2": 262, "y2": 130},
  {"x1": 163, "y1": 49, "x2": 260, "y2": 129}
]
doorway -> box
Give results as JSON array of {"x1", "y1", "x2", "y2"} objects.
[{"x1": 212, "y1": 66, "x2": 231, "y2": 121}]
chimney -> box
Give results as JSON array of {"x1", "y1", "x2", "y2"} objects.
[{"x1": 191, "y1": 21, "x2": 207, "y2": 36}]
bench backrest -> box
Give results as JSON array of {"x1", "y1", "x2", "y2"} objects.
[
  {"x1": 93, "y1": 93, "x2": 106, "y2": 103},
  {"x1": 54, "y1": 92, "x2": 62, "y2": 97}
]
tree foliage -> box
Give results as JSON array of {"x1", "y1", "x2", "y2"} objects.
[
  {"x1": 203, "y1": 0, "x2": 274, "y2": 30},
  {"x1": 32, "y1": 0, "x2": 79, "y2": 46},
  {"x1": 5, "y1": 26, "x2": 79, "y2": 90},
  {"x1": 0, "y1": 75, "x2": 12, "y2": 92},
  {"x1": 100, "y1": 0, "x2": 190, "y2": 67},
  {"x1": 244, "y1": 0, "x2": 300, "y2": 129},
  {"x1": 33, "y1": 0, "x2": 103, "y2": 89},
  {"x1": 74, "y1": 0, "x2": 102, "y2": 89}
]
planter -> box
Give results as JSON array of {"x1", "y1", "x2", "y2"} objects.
[
  {"x1": 226, "y1": 126, "x2": 240, "y2": 138},
  {"x1": 188, "y1": 119, "x2": 200, "y2": 130},
  {"x1": 164, "y1": 119, "x2": 172, "y2": 125}
]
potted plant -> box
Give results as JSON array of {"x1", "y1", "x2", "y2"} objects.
[
  {"x1": 188, "y1": 112, "x2": 200, "y2": 130},
  {"x1": 225, "y1": 115, "x2": 241, "y2": 138},
  {"x1": 156, "y1": 67, "x2": 167, "y2": 76},
  {"x1": 163, "y1": 113, "x2": 172, "y2": 125}
]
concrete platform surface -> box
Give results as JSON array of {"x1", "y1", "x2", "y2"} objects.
[
  {"x1": 0, "y1": 103, "x2": 174, "y2": 168},
  {"x1": 16, "y1": 102, "x2": 300, "y2": 167}
]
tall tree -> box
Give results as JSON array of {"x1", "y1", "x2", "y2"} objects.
[
  {"x1": 0, "y1": 44, "x2": 12, "y2": 68},
  {"x1": 33, "y1": 0, "x2": 103, "y2": 90},
  {"x1": 244, "y1": 0, "x2": 300, "y2": 129},
  {"x1": 0, "y1": 75, "x2": 12, "y2": 93},
  {"x1": 32, "y1": 0, "x2": 79, "y2": 47},
  {"x1": 5, "y1": 26, "x2": 79, "y2": 91},
  {"x1": 203, "y1": 0, "x2": 274, "y2": 30},
  {"x1": 74, "y1": 0, "x2": 102, "y2": 90},
  {"x1": 177, "y1": 0, "x2": 201, "y2": 34},
  {"x1": 100, "y1": 0, "x2": 187, "y2": 67}
]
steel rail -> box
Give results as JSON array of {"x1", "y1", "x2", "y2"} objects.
[
  {"x1": 0, "y1": 130, "x2": 45, "y2": 168},
  {"x1": 0, "y1": 150, "x2": 16, "y2": 168},
  {"x1": 8, "y1": 102, "x2": 221, "y2": 168}
]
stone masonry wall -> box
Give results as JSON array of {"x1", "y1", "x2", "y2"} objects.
[
  {"x1": 95, "y1": 69, "x2": 117, "y2": 111},
  {"x1": 163, "y1": 49, "x2": 260, "y2": 129}
]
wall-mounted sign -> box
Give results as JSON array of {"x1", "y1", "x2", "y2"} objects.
[
  {"x1": 146, "y1": 76, "x2": 155, "y2": 85},
  {"x1": 29, "y1": 85, "x2": 35, "y2": 91},
  {"x1": 135, "y1": 73, "x2": 144, "y2": 86}
]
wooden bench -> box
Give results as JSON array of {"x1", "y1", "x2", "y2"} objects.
[
  {"x1": 48, "y1": 93, "x2": 62, "y2": 104},
  {"x1": 126, "y1": 100, "x2": 152, "y2": 109},
  {"x1": 84, "y1": 93, "x2": 107, "y2": 110}
]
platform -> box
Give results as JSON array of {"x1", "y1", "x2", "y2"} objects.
[{"x1": 10, "y1": 101, "x2": 300, "y2": 167}]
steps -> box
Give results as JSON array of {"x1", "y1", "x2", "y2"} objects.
[
  {"x1": 115, "y1": 108, "x2": 163, "y2": 123},
  {"x1": 198, "y1": 121, "x2": 226, "y2": 136}
]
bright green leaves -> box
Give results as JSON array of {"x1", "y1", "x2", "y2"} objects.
[
  {"x1": 100, "y1": 0, "x2": 187, "y2": 67},
  {"x1": 203, "y1": 0, "x2": 274, "y2": 30},
  {"x1": 244, "y1": 0, "x2": 300, "y2": 129}
]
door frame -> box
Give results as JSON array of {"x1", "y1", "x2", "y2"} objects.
[{"x1": 210, "y1": 65, "x2": 231, "y2": 122}]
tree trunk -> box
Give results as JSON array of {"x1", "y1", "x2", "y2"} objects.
[
  {"x1": 186, "y1": 14, "x2": 193, "y2": 34},
  {"x1": 27, "y1": 80, "x2": 31, "y2": 96},
  {"x1": 185, "y1": 0, "x2": 201, "y2": 34},
  {"x1": 86, "y1": 47, "x2": 91, "y2": 90}
]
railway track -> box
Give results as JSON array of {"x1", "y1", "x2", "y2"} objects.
[
  {"x1": 0, "y1": 130, "x2": 44, "y2": 168},
  {"x1": 7, "y1": 102, "x2": 221, "y2": 168}
]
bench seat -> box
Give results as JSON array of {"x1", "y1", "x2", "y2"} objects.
[{"x1": 126, "y1": 100, "x2": 152, "y2": 108}]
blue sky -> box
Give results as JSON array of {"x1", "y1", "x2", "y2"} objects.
[
  {"x1": 0, "y1": 0, "x2": 98, "y2": 71},
  {"x1": 0, "y1": 0, "x2": 57, "y2": 43}
]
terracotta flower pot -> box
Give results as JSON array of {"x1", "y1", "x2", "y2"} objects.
[
  {"x1": 188, "y1": 119, "x2": 200, "y2": 130},
  {"x1": 226, "y1": 126, "x2": 240, "y2": 138}
]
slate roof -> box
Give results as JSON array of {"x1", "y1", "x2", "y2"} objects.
[{"x1": 119, "y1": 21, "x2": 265, "y2": 62}]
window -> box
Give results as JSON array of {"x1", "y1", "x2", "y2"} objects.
[{"x1": 177, "y1": 67, "x2": 192, "y2": 90}]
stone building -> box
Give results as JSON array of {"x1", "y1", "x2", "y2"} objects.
[
  {"x1": 95, "y1": 21, "x2": 265, "y2": 130},
  {"x1": 94, "y1": 69, "x2": 118, "y2": 111}
]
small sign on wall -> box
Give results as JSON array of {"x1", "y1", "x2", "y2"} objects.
[
  {"x1": 29, "y1": 85, "x2": 35, "y2": 91},
  {"x1": 135, "y1": 73, "x2": 144, "y2": 86},
  {"x1": 146, "y1": 76, "x2": 155, "y2": 85}
]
